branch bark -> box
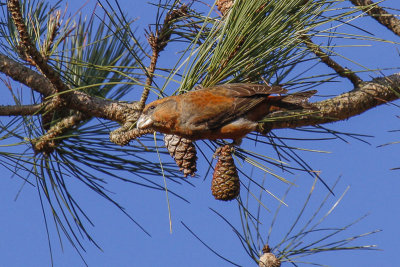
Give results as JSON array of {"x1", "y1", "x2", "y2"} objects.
[
  {"x1": 0, "y1": 54, "x2": 54, "y2": 96},
  {"x1": 0, "y1": 103, "x2": 45, "y2": 116},
  {"x1": 0, "y1": 53, "x2": 140, "y2": 123},
  {"x1": 349, "y1": 0, "x2": 400, "y2": 37},
  {"x1": 7, "y1": 0, "x2": 69, "y2": 94},
  {"x1": 32, "y1": 112, "x2": 87, "y2": 154},
  {"x1": 263, "y1": 73, "x2": 400, "y2": 130}
]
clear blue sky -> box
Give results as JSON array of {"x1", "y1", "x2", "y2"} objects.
[{"x1": 0, "y1": 0, "x2": 399, "y2": 266}]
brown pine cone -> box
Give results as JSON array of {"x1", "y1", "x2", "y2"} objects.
[
  {"x1": 211, "y1": 144, "x2": 240, "y2": 201},
  {"x1": 164, "y1": 134, "x2": 197, "y2": 177}
]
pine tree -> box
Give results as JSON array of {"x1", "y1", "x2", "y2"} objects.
[{"x1": 0, "y1": 0, "x2": 398, "y2": 265}]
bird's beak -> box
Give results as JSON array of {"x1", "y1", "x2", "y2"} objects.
[{"x1": 136, "y1": 114, "x2": 153, "y2": 129}]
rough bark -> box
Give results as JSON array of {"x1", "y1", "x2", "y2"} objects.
[
  {"x1": 0, "y1": 53, "x2": 140, "y2": 123},
  {"x1": 350, "y1": 0, "x2": 400, "y2": 37},
  {"x1": 264, "y1": 74, "x2": 400, "y2": 130}
]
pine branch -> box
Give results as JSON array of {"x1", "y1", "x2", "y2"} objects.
[
  {"x1": 109, "y1": 127, "x2": 154, "y2": 146},
  {"x1": 139, "y1": 3, "x2": 189, "y2": 111},
  {"x1": 112, "y1": 3, "x2": 190, "y2": 146},
  {"x1": 2, "y1": 51, "x2": 400, "y2": 143},
  {"x1": 6, "y1": 1, "x2": 142, "y2": 124},
  {"x1": 300, "y1": 36, "x2": 362, "y2": 87},
  {"x1": 0, "y1": 54, "x2": 54, "y2": 96},
  {"x1": 349, "y1": 0, "x2": 400, "y2": 37},
  {"x1": 0, "y1": 53, "x2": 140, "y2": 123},
  {"x1": 262, "y1": 73, "x2": 400, "y2": 130},
  {"x1": 32, "y1": 112, "x2": 88, "y2": 155},
  {"x1": 7, "y1": 0, "x2": 68, "y2": 94},
  {"x1": 0, "y1": 103, "x2": 45, "y2": 116}
]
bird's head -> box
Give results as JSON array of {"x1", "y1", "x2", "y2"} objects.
[{"x1": 136, "y1": 97, "x2": 178, "y2": 133}]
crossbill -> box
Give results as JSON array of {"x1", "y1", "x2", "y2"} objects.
[{"x1": 137, "y1": 83, "x2": 316, "y2": 141}]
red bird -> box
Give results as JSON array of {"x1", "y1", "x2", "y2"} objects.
[{"x1": 136, "y1": 83, "x2": 316, "y2": 141}]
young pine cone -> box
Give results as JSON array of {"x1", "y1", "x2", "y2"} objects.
[
  {"x1": 211, "y1": 145, "x2": 240, "y2": 201},
  {"x1": 259, "y1": 253, "x2": 281, "y2": 267},
  {"x1": 259, "y1": 245, "x2": 281, "y2": 267},
  {"x1": 164, "y1": 134, "x2": 197, "y2": 177}
]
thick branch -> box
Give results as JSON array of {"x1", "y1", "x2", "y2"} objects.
[
  {"x1": 67, "y1": 90, "x2": 141, "y2": 123},
  {"x1": 350, "y1": 0, "x2": 400, "y2": 37},
  {"x1": 0, "y1": 53, "x2": 139, "y2": 123},
  {"x1": 263, "y1": 73, "x2": 400, "y2": 130},
  {"x1": 0, "y1": 54, "x2": 54, "y2": 96}
]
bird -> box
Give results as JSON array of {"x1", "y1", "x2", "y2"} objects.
[{"x1": 136, "y1": 83, "x2": 316, "y2": 142}]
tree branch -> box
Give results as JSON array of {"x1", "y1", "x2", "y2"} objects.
[
  {"x1": 0, "y1": 103, "x2": 45, "y2": 116},
  {"x1": 109, "y1": 127, "x2": 154, "y2": 146},
  {"x1": 301, "y1": 36, "x2": 362, "y2": 87},
  {"x1": 262, "y1": 73, "x2": 400, "y2": 130},
  {"x1": 112, "y1": 5, "x2": 190, "y2": 146},
  {"x1": 6, "y1": 0, "x2": 141, "y2": 123},
  {"x1": 139, "y1": 5, "x2": 189, "y2": 111},
  {"x1": 2, "y1": 51, "x2": 400, "y2": 145},
  {"x1": 0, "y1": 54, "x2": 54, "y2": 96},
  {"x1": 32, "y1": 112, "x2": 87, "y2": 154},
  {"x1": 7, "y1": 0, "x2": 69, "y2": 94},
  {"x1": 0, "y1": 53, "x2": 140, "y2": 123},
  {"x1": 349, "y1": 0, "x2": 400, "y2": 38}
]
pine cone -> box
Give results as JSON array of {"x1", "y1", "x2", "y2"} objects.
[
  {"x1": 211, "y1": 145, "x2": 240, "y2": 201},
  {"x1": 164, "y1": 134, "x2": 197, "y2": 177},
  {"x1": 258, "y1": 253, "x2": 281, "y2": 267},
  {"x1": 259, "y1": 245, "x2": 281, "y2": 267}
]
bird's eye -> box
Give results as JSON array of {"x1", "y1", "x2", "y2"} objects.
[{"x1": 149, "y1": 105, "x2": 156, "y2": 110}]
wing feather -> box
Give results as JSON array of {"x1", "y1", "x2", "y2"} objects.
[
  {"x1": 183, "y1": 83, "x2": 285, "y2": 130},
  {"x1": 209, "y1": 83, "x2": 287, "y2": 96}
]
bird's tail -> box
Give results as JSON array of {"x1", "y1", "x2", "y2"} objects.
[{"x1": 279, "y1": 90, "x2": 317, "y2": 109}]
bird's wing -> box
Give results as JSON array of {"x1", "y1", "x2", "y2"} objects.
[
  {"x1": 183, "y1": 83, "x2": 285, "y2": 130},
  {"x1": 210, "y1": 83, "x2": 287, "y2": 97},
  {"x1": 208, "y1": 83, "x2": 287, "y2": 128}
]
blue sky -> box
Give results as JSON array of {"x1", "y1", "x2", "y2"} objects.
[{"x1": 0, "y1": 0, "x2": 400, "y2": 266}]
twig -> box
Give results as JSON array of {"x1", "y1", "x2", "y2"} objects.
[
  {"x1": 124, "y1": 5, "x2": 190, "y2": 146},
  {"x1": 139, "y1": 4, "x2": 189, "y2": 111},
  {"x1": 32, "y1": 112, "x2": 88, "y2": 154},
  {"x1": 41, "y1": 10, "x2": 61, "y2": 61},
  {"x1": 7, "y1": 0, "x2": 69, "y2": 95},
  {"x1": 349, "y1": 0, "x2": 400, "y2": 38},
  {"x1": 109, "y1": 127, "x2": 154, "y2": 146},
  {"x1": 0, "y1": 103, "x2": 46, "y2": 116},
  {"x1": 301, "y1": 36, "x2": 362, "y2": 87},
  {"x1": 139, "y1": 47, "x2": 159, "y2": 111}
]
